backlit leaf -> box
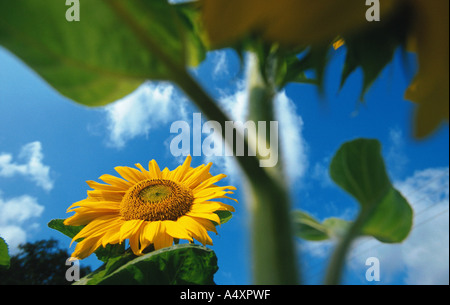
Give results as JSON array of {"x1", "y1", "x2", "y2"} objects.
[
  {"x1": 329, "y1": 138, "x2": 413, "y2": 243},
  {"x1": 0, "y1": 0, "x2": 206, "y2": 106},
  {"x1": 76, "y1": 243, "x2": 218, "y2": 285}
]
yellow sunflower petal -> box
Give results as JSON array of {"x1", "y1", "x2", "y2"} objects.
[
  {"x1": 186, "y1": 211, "x2": 221, "y2": 224},
  {"x1": 119, "y1": 219, "x2": 144, "y2": 243},
  {"x1": 153, "y1": 222, "x2": 174, "y2": 250},
  {"x1": 67, "y1": 200, "x2": 120, "y2": 212},
  {"x1": 99, "y1": 174, "x2": 133, "y2": 189},
  {"x1": 71, "y1": 215, "x2": 122, "y2": 245},
  {"x1": 86, "y1": 180, "x2": 124, "y2": 191},
  {"x1": 170, "y1": 155, "x2": 192, "y2": 183},
  {"x1": 87, "y1": 190, "x2": 125, "y2": 202},
  {"x1": 71, "y1": 236, "x2": 104, "y2": 260},
  {"x1": 190, "y1": 201, "x2": 235, "y2": 213},
  {"x1": 142, "y1": 221, "x2": 161, "y2": 245},
  {"x1": 182, "y1": 163, "x2": 213, "y2": 188},
  {"x1": 114, "y1": 166, "x2": 146, "y2": 183},
  {"x1": 191, "y1": 216, "x2": 218, "y2": 234},
  {"x1": 161, "y1": 167, "x2": 170, "y2": 179},
  {"x1": 135, "y1": 163, "x2": 151, "y2": 179},
  {"x1": 164, "y1": 220, "x2": 193, "y2": 242},
  {"x1": 177, "y1": 216, "x2": 213, "y2": 246},
  {"x1": 101, "y1": 225, "x2": 123, "y2": 247},
  {"x1": 129, "y1": 221, "x2": 146, "y2": 254},
  {"x1": 65, "y1": 209, "x2": 120, "y2": 226},
  {"x1": 148, "y1": 160, "x2": 162, "y2": 179},
  {"x1": 193, "y1": 173, "x2": 227, "y2": 191}
]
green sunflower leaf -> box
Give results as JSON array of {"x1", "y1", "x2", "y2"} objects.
[
  {"x1": 0, "y1": 0, "x2": 206, "y2": 107},
  {"x1": 214, "y1": 210, "x2": 233, "y2": 225},
  {"x1": 75, "y1": 243, "x2": 218, "y2": 285},
  {"x1": 0, "y1": 237, "x2": 10, "y2": 269},
  {"x1": 325, "y1": 138, "x2": 413, "y2": 284},
  {"x1": 329, "y1": 138, "x2": 413, "y2": 243},
  {"x1": 48, "y1": 219, "x2": 83, "y2": 240}
]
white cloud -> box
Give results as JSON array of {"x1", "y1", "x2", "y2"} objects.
[
  {"x1": 0, "y1": 141, "x2": 53, "y2": 191},
  {"x1": 386, "y1": 127, "x2": 408, "y2": 177},
  {"x1": 348, "y1": 167, "x2": 449, "y2": 284},
  {"x1": 310, "y1": 158, "x2": 333, "y2": 188},
  {"x1": 212, "y1": 51, "x2": 229, "y2": 79},
  {"x1": 206, "y1": 56, "x2": 308, "y2": 185},
  {"x1": 299, "y1": 167, "x2": 449, "y2": 284},
  {"x1": 0, "y1": 192, "x2": 45, "y2": 254},
  {"x1": 275, "y1": 91, "x2": 309, "y2": 183},
  {"x1": 105, "y1": 81, "x2": 189, "y2": 148}
]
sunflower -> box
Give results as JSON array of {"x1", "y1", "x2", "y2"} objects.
[{"x1": 64, "y1": 156, "x2": 236, "y2": 260}]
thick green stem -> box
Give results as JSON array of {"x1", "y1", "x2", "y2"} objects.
[
  {"x1": 324, "y1": 210, "x2": 368, "y2": 285},
  {"x1": 245, "y1": 53, "x2": 299, "y2": 285}
]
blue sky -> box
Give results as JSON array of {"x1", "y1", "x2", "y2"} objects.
[{"x1": 0, "y1": 42, "x2": 448, "y2": 285}]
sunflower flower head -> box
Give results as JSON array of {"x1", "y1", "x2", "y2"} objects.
[{"x1": 64, "y1": 156, "x2": 237, "y2": 260}]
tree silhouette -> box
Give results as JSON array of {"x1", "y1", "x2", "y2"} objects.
[{"x1": 0, "y1": 239, "x2": 91, "y2": 285}]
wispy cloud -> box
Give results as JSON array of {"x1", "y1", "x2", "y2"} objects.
[
  {"x1": 0, "y1": 141, "x2": 53, "y2": 191},
  {"x1": 300, "y1": 166, "x2": 449, "y2": 284},
  {"x1": 386, "y1": 127, "x2": 409, "y2": 177},
  {"x1": 205, "y1": 56, "x2": 308, "y2": 185},
  {"x1": 212, "y1": 50, "x2": 229, "y2": 79},
  {"x1": 275, "y1": 90, "x2": 309, "y2": 183},
  {"x1": 349, "y1": 167, "x2": 449, "y2": 284},
  {"x1": 0, "y1": 192, "x2": 45, "y2": 254},
  {"x1": 104, "y1": 81, "x2": 189, "y2": 148}
]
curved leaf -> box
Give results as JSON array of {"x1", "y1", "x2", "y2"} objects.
[
  {"x1": 329, "y1": 138, "x2": 413, "y2": 243},
  {"x1": 76, "y1": 244, "x2": 218, "y2": 285},
  {"x1": 325, "y1": 138, "x2": 413, "y2": 284},
  {"x1": 0, "y1": 0, "x2": 206, "y2": 106}
]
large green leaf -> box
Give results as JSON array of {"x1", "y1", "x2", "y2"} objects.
[
  {"x1": 75, "y1": 244, "x2": 218, "y2": 285},
  {"x1": 0, "y1": 0, "x2": 206, "y2": 106},
  {"x1": 48, "y1": 219, "x2": 83, "y2": 240},
  {"x1": 324, "y1": 138, "x2": 413, "y2": 284},
  {"x1": 0, "y1": 237, "x2": 10, "y2": 269},
  {"x1": 329, "y1": 138, "x2": 413, "y2": 243}
]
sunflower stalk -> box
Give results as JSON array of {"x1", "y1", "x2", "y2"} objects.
[{"x1": 245, "y1": 52, "x2": 299, "y2": 285}]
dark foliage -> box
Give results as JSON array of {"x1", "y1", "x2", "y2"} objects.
[{"x1": 0, "y1": 239, "x2": 91, "y2": 285}]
